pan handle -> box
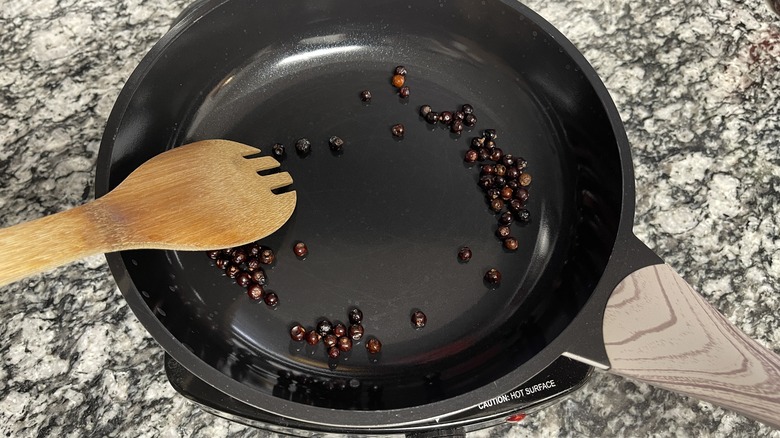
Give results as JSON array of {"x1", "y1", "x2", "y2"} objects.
[{"x1": 602, "y1": 264, "x2": 780, "y2": 429}]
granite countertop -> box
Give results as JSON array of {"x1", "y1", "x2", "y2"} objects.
[{"x1": 1, "y1": 0, "x2": 779, "y2": 436}]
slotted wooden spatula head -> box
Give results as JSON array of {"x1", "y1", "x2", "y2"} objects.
[
  {"x1": 0, "y1": 139, "x2": 296, "y2": 287},
  {"x1": 99, "y1": 139, "x2": 297, "y2": 251}
]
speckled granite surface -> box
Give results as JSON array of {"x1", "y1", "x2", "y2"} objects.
[{"x1": 1, "y1": 0, "x2": 778, "y2": 436}]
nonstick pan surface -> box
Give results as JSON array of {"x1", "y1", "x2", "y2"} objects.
[{"x1": 97, "y1": 0, "x2": 638, "y2": 428}]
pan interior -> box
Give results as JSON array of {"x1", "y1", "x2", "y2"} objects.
[{"x1": 106, "y1": 0, "x2": 623, "y2": 411}]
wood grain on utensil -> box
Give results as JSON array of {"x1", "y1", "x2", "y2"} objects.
[
  {"x1": 603, "y1": 264, "x2": 780, "y2": 428},
  {"x1": 0, "y1": 140, "x2": 296, "y2": 287}
]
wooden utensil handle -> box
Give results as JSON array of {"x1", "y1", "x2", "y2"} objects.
[
  {"x1": 0, "y1": 203, "x2": 109, "y2": 287},
  {"x1": 603, "y1": 264, "x2": 780, "y2": 428}
]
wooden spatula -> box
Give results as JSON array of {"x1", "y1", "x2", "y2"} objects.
[{"x1": 0, "y1": 140, "x2": 296, "y2": 287}]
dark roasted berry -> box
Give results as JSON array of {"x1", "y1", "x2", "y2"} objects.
[
  {"x1": 394, "y1": 65, "x2": 408, "y2": 76},
  {"x1": 483, "y1": 129, "x2": 497, "y2": 141},
  {"x1": 329, "y1": 136, "x2": 345, "y2": 152},
  {"x1": 508, "y1": 198, "x2": 524, "y2": 212},
  {"x1": 506, "y1": 166, "x2": 520, "y2": 180},
  {"x1": 246, "y1": 257, "x2": 261, "y2": 271},
  {"x1": 499, "y1": 211, "x2": 514, "y2": 225},
  {"x1": 337, "y1": 336, "x2": 353, "y2": 352},
  {"x1": 206, "y1": 250, "x2": 221, "y2": 260},
  {"x1": 349, "y1": 308, "x2": 363, "y2": 324},
  {"x1": 391, "y1": 123, "x2": 405, "y2": 138},
  {"x1": 515, "y1": 187, "x2": 529, "y2": 203},
  {"x1": 516, "y1": 157, "x2": 528, "y2": 170},
  {"x1": 295, "y1": 138, "x2": 311, "y2": 156},
  {"x1": 264, "y1": 291, "x2": 279, "y2": 307},
  {"x1": 478, "y1": 174, "x2": 495, "y2": 190},
  {"x1": 236, "y1": 271, "x2": 252, "y2": 288},
  {"x1": 306, "y1": 330, "x2": 321, "y2": 345},
  {"x1": 471, "y1": 137, "x2": 485, "y2": 149},
  {"x1": 398, "y1": 86, "x2": 410, "y2": 98},
  {"x1": 481, "y1": 164, "x2": 495, "y2": 175},
  {"x1": 290, "y1": 324, "x2": 306, "y2": 341},
  {"x1": 259, "y1": 248, "x2": 275, "y2": 264},
  {"x1": 450, "y1": 119, "x2": 464, "y2": 134},
  {"x1": 349, "y1": 324, "x2": 364, "y2": 340},
  {"x1": 246, "y1": 243, "x2": 261, "y2": 256},
  {"x1": 493, "y1": 175, "x2": 506, "y2": 188},
  {"x1": 225, "y1": 263, "x2": 240, "y2": 278},
  {"x1": 317, "y1": 319, "x2": 333, "y2": 336},
  {"x1": 411, "y1": 310, "x2": 427, "y2": 328},
  {"x1": 293, "y1": 242, "x2": 308, "y2": 258},
  {"x1": 464, "y1": 149, "x2": 478, "y2": 163},
  {"x1": 328, "y1": 346, "x2": 340, "y2": 359},
  {"x1": 439, "y1": 111, "x2": 453, "y2": 125},
  {"x1": 271, "y1": 143, "x2": 285, "y2": 159},
  {"x1": 231, "y1": 250, "x2": 247, "y2": 265},
  {"x1": 215, "y1": 258, "x2": 229, "y2": 269},
  {"x1": 489, "y1": 148, "x2": 503, "y2": 162},
  {"x1": 391, "y1": 74, "x2": 405, "y2": 88},
  {"x1": 333, "y1": 323, "x2": 347, "y2": 338},
  {"x1": 426, "y1": 111, "x2": 440, "y2": 124},
  {"x1": 496, "y1": 225, "x2": 511, "y2": 239},
  {"x1": 324, "y1": 334, "x2": 338, "y2": 348},
  {"x1": 250, "y1": 269, "x2": 267, "y2": 285},
  {"x1": 489, "y1": 198, "x2": 504, "y2": 212},
  {"x1": 453, "y1": 111, "x2": 465, "y2": 121},
  {"x1": 519, "y1": 172, "x2": 533, "y2": 187},
  {"x1": 504, "y1": 237, "x2": 519, "y2": 251},
  {"x1": 360, "y1": 90, "x2": 372, "y2": 102},
  {"x1": 457, "y1": 246, "x2": 472, "y2": 262},
  {"x1": 501, "y1": 154, "x2": 516, "y2": 167},
  {"x1": 494, "y1": 164, "x2": 506, "y2": 177},
  {"x1": 478, "y1": 148, "x2": 491, "y2": 161},
  {"x1": 516, "y1": 209, "x2": 531, "y2": 223},
  {"x1": 461, "y1": 104, "x2": 474, "y2": 115},
  {"x1": 463, "y1": 113, "x2": 477, "y2": 127},
  {"x1": 419, "y1": 105, "x2": 432, "y2": 117},
  {"x1": 247, "y1": 282, "x2": 264, "y2": 300},
  {"x1": 486, "y1": 188, "x2": 501, "y2": 200},
  {"x1": 484, "y1": 268, "x2": 501, "y2": 285},
  {"x1": 366, "y1": 337, "x2": 382, "y2": 354},
  {"x1": 500, "y1": 186, "x2": 514, "y2": 200},
  {"x1": 507, "y1": 179, "x2": 520, "y2": 190}
]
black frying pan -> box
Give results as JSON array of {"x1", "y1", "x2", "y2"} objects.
[{"x1": 95, "y1": 0, "x2": 780, "y2": 432}]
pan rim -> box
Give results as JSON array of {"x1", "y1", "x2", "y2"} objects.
[{"x1": 96, "y1": 0, "x2": 639, "y2": 428}]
